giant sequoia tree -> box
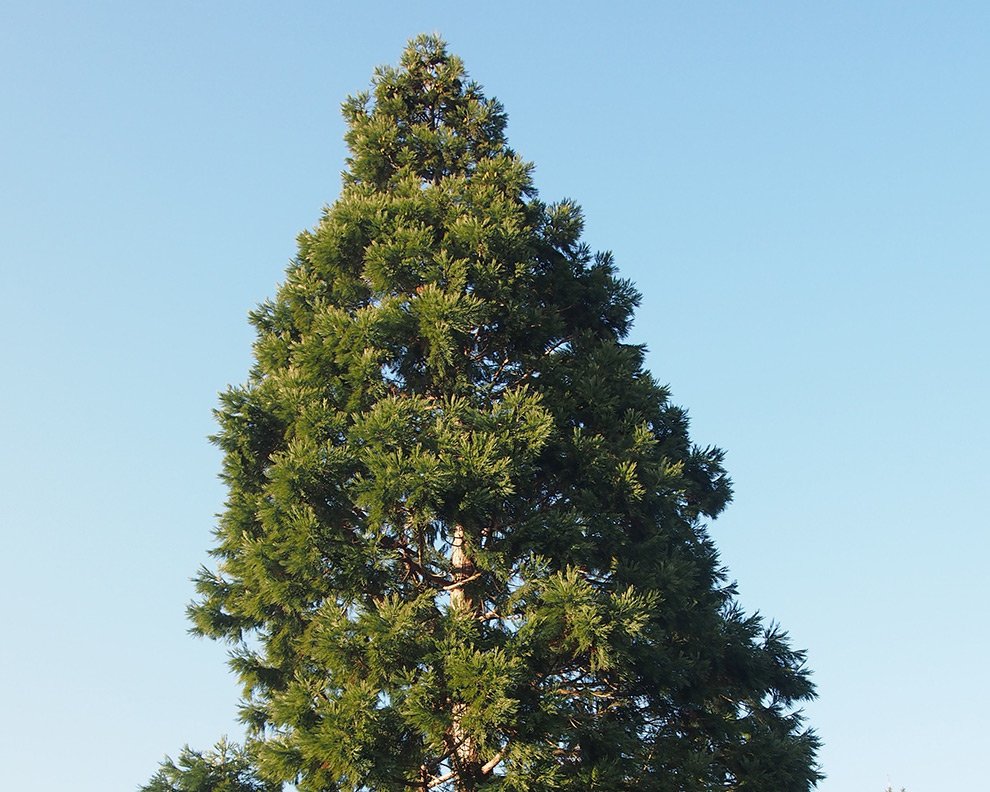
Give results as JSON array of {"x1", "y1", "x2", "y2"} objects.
[{"x1": 152, "y1": 35, "x2": 820, "y2": 792}]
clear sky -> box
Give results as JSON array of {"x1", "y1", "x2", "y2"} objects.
[{"x1": 1, "y1": 3, "x2": 987, "y2": 790}]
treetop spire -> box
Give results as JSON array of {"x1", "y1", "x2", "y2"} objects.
[{"x1": 343, "y1": 34, "x2": 511, "y2": 189}]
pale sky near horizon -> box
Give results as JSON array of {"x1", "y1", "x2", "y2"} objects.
[{"x1": 2, "y1": 3, "x2": 987, "y2": 790}]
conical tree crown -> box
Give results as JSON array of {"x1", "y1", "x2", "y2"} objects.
[
  {"x1": 187, "y1": 35, "x2": 820, "y2": 792},
  {"x1": 343, "y1": 35, "x2": 510, "y2": 187}
]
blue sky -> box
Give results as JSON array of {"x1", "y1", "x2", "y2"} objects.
[{"x1": 1, "y1": 3, "x2": 987, "y2": 790}]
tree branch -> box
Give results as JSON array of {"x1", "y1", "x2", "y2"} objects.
[
  {"x1": 481, "y1": 747, "x2": 506, "y2": 775},
  {"x1": 442, "y1": 571, "x2": 482, "y2": 591}
]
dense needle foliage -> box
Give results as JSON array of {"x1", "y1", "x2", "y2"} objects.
[
  {"x1": 142, "y1": 740, "x2": 279, "y2": 792},
  {"x1": 148, "y1": 35, "x2": 820, "y2": 792}
]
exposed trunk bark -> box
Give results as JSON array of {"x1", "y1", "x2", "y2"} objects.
[
  {"x1": 448, "y1": 523, "x2": 482, "y2": 790},
  {"x1": 449, "y1": 523, "x2": 477, "y2": 612}
]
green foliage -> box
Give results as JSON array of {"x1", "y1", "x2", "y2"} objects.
[
  {"x1": 162, "y1": 34, "x2": 821, "y2": 792},
  {"x1": 141, "y1": 739, "x2": 278, "y2": 792}
]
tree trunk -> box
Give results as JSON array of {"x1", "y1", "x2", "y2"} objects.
[{"x1": 448, "y1": 523, "x2": 482, "y2": 789}]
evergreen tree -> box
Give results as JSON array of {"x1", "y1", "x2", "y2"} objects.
[
  {"x1": 168, "y1": 35, "x2": 820, "y2": 792},
  {"x1": 142, "y1": 739, "x2": 279, "y2": 792}
]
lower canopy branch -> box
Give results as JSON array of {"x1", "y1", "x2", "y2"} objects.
[
  {"x1": 426, "y1": 745, "x2": 507, "y2": 788},
  {"x1": 442, "y1": 571, "x2": 481, "y2": 591},
  {"x1": 480, "y1": 747, "x2": 506, "y2": 774}
]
